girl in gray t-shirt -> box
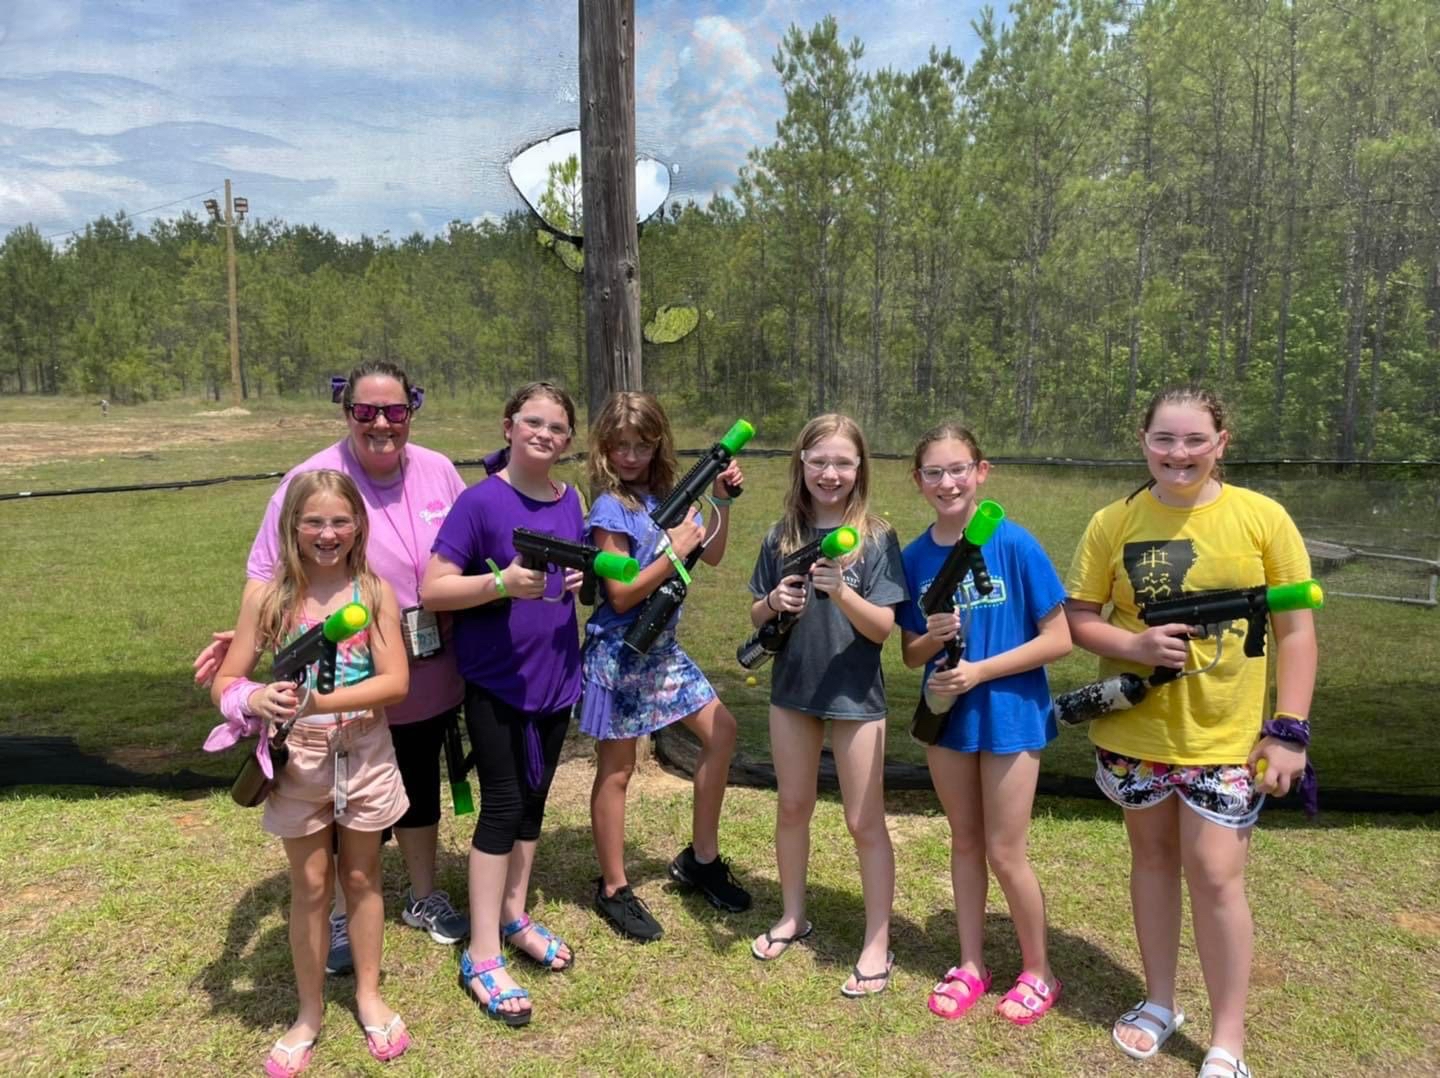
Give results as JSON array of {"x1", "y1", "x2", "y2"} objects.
[{"x1": 746, "y1": 414, "x2": 907, "y2": 999}]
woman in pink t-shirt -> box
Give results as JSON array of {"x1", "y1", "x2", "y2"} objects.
[{"x1": 195, "y1": 360, "x2": 471, "y2": 974}]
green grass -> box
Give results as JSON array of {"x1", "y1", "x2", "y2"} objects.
[
  {"x1": 1, "y1": 777, "x2": 1436, "y2": 1075},
  {"x1": 3, "y1": 397, "x2": 1440, "y2": 1073}
]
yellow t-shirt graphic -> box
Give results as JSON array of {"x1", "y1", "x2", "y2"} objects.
[{"x1": 1067, "y1": 485, "x2": 1311, "y2": 764}]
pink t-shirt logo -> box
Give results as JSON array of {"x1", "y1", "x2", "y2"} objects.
[{"x1": 420, "y1": 499, "x2": 451, "y2": 526}]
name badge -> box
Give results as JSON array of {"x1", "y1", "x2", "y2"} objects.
[{"x1": 402, "y1": 605, "x2": 443, "y2": 660}]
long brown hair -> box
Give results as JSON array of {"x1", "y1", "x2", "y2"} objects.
[
  {"x1": 776, "y1": 413, "x2": 891, "y2": 556},
  {"x1": 586, "y1": 392, "x2": 679, "y2": 511},
  {"x1": 255, "y1": 470, "x2": 384, "y2": 651}
]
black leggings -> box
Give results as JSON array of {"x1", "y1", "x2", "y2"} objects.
[
  {"x1": 465, "y1": 683, "x2": 570, "y2": 855},
  {"x1": 388, "y1": 706, "x2": 461, "y2": 829}
]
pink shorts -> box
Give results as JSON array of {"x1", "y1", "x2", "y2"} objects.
[{"x1": 263, "y1": 714, "x2": 409, "y2": 838}]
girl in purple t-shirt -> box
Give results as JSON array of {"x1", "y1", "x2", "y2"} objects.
[
  {"x1": 421, "y1": 381, "x2": 583, "y2": 1027},
  {"x1": 580, "y1": 392, "x2": 750, "y2": 944}
]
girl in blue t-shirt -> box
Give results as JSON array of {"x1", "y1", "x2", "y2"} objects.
[
  {"x1": 898, "y1": 423, "x2": 1072, "y2": 1026},
  {"x1": 580, "y1": 392, "x2": 750, "y2": 943}
]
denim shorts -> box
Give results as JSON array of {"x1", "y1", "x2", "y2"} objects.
[{"x1": 1094, "y1": 748, "x2": 1264, "y2": 829}]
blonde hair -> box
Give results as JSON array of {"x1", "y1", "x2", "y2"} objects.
[
  {"x1": 255, "y1": 470, "x2": 384, "y2": 651},
  {"x1": 776, "y1": 413, "x2": 891, "y2": 556},
  {"x1": 586, "y1": 392, "x2": 679, "y2": 511}
]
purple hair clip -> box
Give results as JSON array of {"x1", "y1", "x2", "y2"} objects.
[
  {"x1": 330, "y1": 375, "x2": 348, "y2": 403},
  {"x1": 481, "y1": 447, "x2": 510, "y2": 475},
  {"x1": 410, "y1": 385, "x2": 425, "y2": 412}
]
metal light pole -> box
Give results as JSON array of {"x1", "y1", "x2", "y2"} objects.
[{"x1": 203, "y1": 181, "x2": 249, "y2": 406}]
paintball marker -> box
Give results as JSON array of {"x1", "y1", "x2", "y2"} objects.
[
  {"x1": 649, "y1": 419, "x2": 754, "y2": 530},
  {"x1": 735, "y1": 525, "x2": 860, "y2": 670},
  {"x1": 511, "y1": 527, "x2": 640, "y2": 606},
  {"x1": 231, "y1": 602, "x2": 372, "y2": 807},
  {"x1": 910, "y1": 501, "x2": 1006, "y2": 745},
  {"x1": 443, "y1": 712, "x2": 475, "y2": 815},
  {"x1": 623, "y1": 419, "x2": 755, "y2": 656},
  {"x1": 1051, "y1": 579, "x2": 1325, "y2": 727}
]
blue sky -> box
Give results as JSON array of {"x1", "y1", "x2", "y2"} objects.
[{"x1": 0, "y1": 0, "x2": 989, "y2": 241}]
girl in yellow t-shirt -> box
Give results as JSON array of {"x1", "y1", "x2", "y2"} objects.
[{"x1": 1065, "y1": 387, "x2": 1317, "y2": 1078}]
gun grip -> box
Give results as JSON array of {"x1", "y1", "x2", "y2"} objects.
[
  {"x1": 1243, "y1": 614, "x2": 1267, "y2": 658},
  {"x1": 722, "y1": 479, "x2": 743, "y2": 499},
  {"x1": 579, "y1": 573, "x2": 596, "y2": 606}
]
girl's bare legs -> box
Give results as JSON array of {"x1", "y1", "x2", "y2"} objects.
[
  {"x1": 1114, "y1": 797, "x2": 1183, "y2": 1053},
  {"x1": 592, "y1": 738, "x2": 639, "y2": 892},
  {"x1": 336, "y1": 825, "x2": 403, "y2": 1038},
  {"x1": 464, "y1": 848, "x2": 530, "y2": 1017},
  {"x1": 275, "y1": 830, "x2": 334, "y2": 1064},
  {"x1": 1180, "y1": 808, "x2": 1253, "y2": 1065},
  {"x1": 680, "y1": 698, "x2": 738, "y2": 862},
  {"x1": 831, "y1": 719, "x2": 895, "y2": 993},
  {"x1": 925, "y1": 747, "x2": 986, "y2": 1013},
  {"x1": 752, "y1": 706, "x2": 824, "y2": 957},
  {"x1": 978, "y1": 751, "x2": 1054, "y2": 1018},
  {"x1": 500, "y1": 838, "x2": 571, "y2": 968}
]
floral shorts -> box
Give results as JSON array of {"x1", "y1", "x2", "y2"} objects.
[{"x1": 1094, "y1": 748, "x2": 1264, "y2": 829}]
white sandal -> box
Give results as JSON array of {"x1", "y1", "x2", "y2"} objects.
[
  {"x1": 1198, "y1": 1045, "x2": 1252, "y2": 1077},
  {"x1": 1112, "y1": 999, "x2": 1185, "y2": 1060}
]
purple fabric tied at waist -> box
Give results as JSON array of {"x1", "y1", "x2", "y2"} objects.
[{"x1": 1261, "y1": 717, "x2": 1318, "y2": 818}]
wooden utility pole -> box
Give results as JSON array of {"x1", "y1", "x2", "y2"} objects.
[
  {"x1": 579, "y1": 0, "x2": 642, "y2": 419},
  {"x1": 223, "y1": 178, "x2": 242, "y2": 406}
]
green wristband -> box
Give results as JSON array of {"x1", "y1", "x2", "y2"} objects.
[
  {"x1": 663, "y1": 543, "x2": 693, "y2": 586},
  {"x1": 485, "y1": 558, "x2": 507, "y2": 598}
]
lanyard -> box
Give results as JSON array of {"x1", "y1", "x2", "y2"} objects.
[{"x1": 345, "y1": 443, "x2": 425, "y2": 593}]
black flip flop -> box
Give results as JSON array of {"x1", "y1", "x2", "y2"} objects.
[{"x1": 750, "y1": 921, "x2": 814, "y2": 961}]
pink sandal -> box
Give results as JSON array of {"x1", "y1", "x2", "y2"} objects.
[
  {"x1": 363, "y1": 1014, "x2": 411, "y2": 1063},
  {"x1": 263, "y1": 1037, "x2": 314, "y2": 1077},
  {"x1": 996, "y1": 971, "x2": 1062, "y2": 1026},
  {"x1": 927, "y1": 966, "x2": 992, "y2": 1020}
]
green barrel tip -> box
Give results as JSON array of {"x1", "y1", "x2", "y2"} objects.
[
  {"x1": 964, "y1": 500, "x2": 1005, "y2": 545},
  {"x1": 821, "y1": 525, "x2": 861, "y2": 559},
  {"x1": 594, "y1": 551, "x2": 640, "y2": 583},
  {"x1": 450, "y1": 780, "x2": 475, "y2": 816},
  {"x1": 1267, "y1": 579, "x2": 1324, "y2": 612},
  {"x1": 720, "y1": 419, "x2": 755, "y2": 454},
  {"x1": 323, "y1": 602, "x2": 371, "y2": 642}
]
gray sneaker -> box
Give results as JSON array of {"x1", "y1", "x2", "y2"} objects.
[
  {"x1": 324, "y1": 913, "x2": 353, "y2": 975},
  {"x1": 402, "y1": 888, "x2": 469, "y2": 945}
]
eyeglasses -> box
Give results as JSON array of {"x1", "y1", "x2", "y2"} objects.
[
  {"x1": 515, "y1": 414, "x2": 572, "y2": 438},
  {"x1": 613, "y1": 441, "x2": 657, "y2": 459},
  {"x1": 347, "y1": 402, "x2": 412, "y2": 424},
  {"x1": 1144, "y1": 432, "x2": 1219, "y2": 454},
  {"x1": 297, "y1": 516, "x2": 357, "y2": 535},
  {"x1": 917, "y1": 462, "x2": 979, "y2": 484},
  {"x1": 802, "y1": 454, "x2": 860, "y2": 476}
]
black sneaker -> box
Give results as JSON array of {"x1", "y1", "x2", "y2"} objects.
[
  {"x1": 668, "y1": 845, "x2": 752, "y2": 912},
  {"x1": 593, "y1": 879, "x2": 664, "y2": 942}
]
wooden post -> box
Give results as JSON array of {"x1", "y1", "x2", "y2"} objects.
[
  {"x1": 578, "y1": 0, "x2": 642, "y2": 419},
  {"x1": 223, "y1": 178, "x2": 243, "y2": 406}
]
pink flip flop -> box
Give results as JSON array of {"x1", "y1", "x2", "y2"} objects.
[
  {"x1": 996, "y1": 971, "x2": 1062, "y2": 1026},
  {"x1": 363, "y1": 1015, "x2": 411, "y2": 1063},
  {"x1": 263, "y1": 1037, "x2": 314, "y2": 1077},
  {"x1": 927, "y1": 966, "x2": 992, "y2": 1020}
]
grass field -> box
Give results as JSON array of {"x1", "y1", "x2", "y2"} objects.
[{"x1": 3, "y1": 395, "x2": 1439, "y2": 1074}]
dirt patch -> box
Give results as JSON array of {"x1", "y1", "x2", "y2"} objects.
[
  {"x1": 0, "y1": 414, "x2": 335, "y2": 467},
  {"x1": 1394, "y1": 911, "x2": 1440, "y2": 938}
]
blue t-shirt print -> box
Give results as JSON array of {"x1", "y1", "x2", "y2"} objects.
[{"x1": 899, "y1": 519, "x2": 1067, "y2": 754}]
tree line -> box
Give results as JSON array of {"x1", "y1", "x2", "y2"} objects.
[{"x1": 2, "y1": 0, "x2": 1437, "y2": 457}]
